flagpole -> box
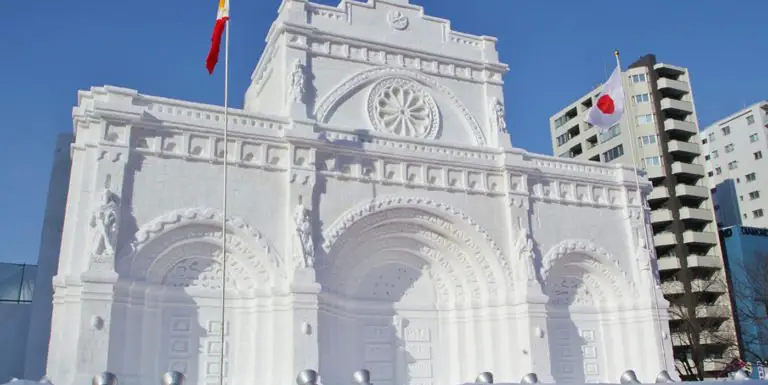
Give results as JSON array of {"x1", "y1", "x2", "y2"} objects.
[
  {"x1": 615, "y1": 50, "x2": 669, "y2": 369},
  {"x1": 218, "y1": 18, "x2": 230, "y2": 385}
]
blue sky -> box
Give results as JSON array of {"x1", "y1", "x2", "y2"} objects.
[{"x1": 0, "y1": 0, "x2": 766, "y2": 264}]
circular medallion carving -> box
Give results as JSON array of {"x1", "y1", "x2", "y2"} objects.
[
  {"x1": 387, "y1": 11, "x2": 409, "y2": 30},
  {"x1": 367, "y1": 78, "x2": 439, "y2": 139}
]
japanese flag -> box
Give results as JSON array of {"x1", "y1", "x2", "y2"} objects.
[{"x1": 585, "y1": 65, "x2": 625, "y2": 133}]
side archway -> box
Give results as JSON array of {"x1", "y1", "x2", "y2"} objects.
[
  {"x1": 116, "y1": 207, "x2": 285, "y2": 292},
  {"x1": 541, "y1": 239, "x2": 635, "y2": 308},
  {"x1": 314, "y1": 66, "x2": 487, "y2": 146}
]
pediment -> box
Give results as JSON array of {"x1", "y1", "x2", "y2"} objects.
[{"x1": 315, "y1": 67, "x2": 487, "y2": 146}]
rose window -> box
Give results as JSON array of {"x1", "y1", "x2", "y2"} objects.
[{"x1": 367, "y1": 78, "x2": 439, "y2": 139}]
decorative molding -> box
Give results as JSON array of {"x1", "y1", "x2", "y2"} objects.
[
  {"x1": 321, "y1": 195, "x2": 513, "y2": 297},
  {"x1": 116, "y1": 208, "x2": 284, "y2": 283},
  {"x1": 315, "y1": 67, "x2": 487, "y2": 146},
  {"x1": 387, "y1": 11, "x2": 409, "y2": 30},
  {"x1": 367, "y1": 77, "x2": 440, "y2": 139},
  {"x1": 541, "y1": 239, "x2": 635, "y2": 305}
]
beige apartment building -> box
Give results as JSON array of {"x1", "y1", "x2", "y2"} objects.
[{"x1": 549, "y1": 54, "x2": 737, "y2": 379}]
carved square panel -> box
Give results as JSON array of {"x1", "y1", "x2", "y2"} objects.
[
  {"x1": 408, "y1": 361, "x2": 433, "y2": 377},
  {"x1": 105, "y1": 123, "x2": 128, "y2": 143},
  {"x1": 206, "y1": 340, "x2": 229, "y2": 356},
  {"x1": 170, "y1": 317, "x2": 191, "y2": 333},
  {"x1": 364, "y1": 326, "x2": 394, "y2": 342},
  {"x1": 583, "y1": 345, "x2": 597, "y2": 359},
  {"x1": 581, "y1": 329, "x2": 595, "y2": 342},
  {"x1": 575, "y1": 184, "x2": 589, "y2": 201},
  {"x1": 446, "y1": 169, "x2": 463, "y2": 188},
  {"x1": 406, "y1": 342, "x2": 432, "y2": 360},
  {"x1": 559, "y1": 364, "x2": 574, "y2": 374},
  {"x1": 214, "y1": 138, "x2": 237, "y2": 160},
  {"x1": 405, "y1": 164, "x2": 422, "y2": 184},
  {"x1": 207, "y1": 321, "x2": 230, "y2": 336},
  {"x1": 240, "y1": 142, "x2": 262, "y2": 163},
  {"x1": 169, "y1": 339, "x2": 190, "y2": 354},
  {"x1": 559, "y1": 182, "x2": 572, "y2": 199},
  {"x1": 509, "y1": 175, "x2": 524, "y2": 192},
  {"x1": 426, "y1": 167, "x2": 443, "y2": 186},
  {"x1": 487, "y1": 174, "x2": 502, "y2": 192},
  {"x1": 403, "y1": 327, "x2": 431, "y2": 342},
  {"x1": 265, "y1": 146, "x2": 285, "y2": 166},
  {"x1": 584, "y1": 363, "x2": 599, "y2": 375},
  {"x1": 162, "y1": 134, "x2": 183, "y2": 154},
  {"x1": 364, "y1": 343, "x2": 392, "y2": 361},
  {"x1": 360, "y1": 159, "x2": 377, "y2": 178},
  {"x1": 188, "y1": 135, "x2": 209, "y2": 157},
  {"x1": 467, "y1": 172, "x2": 483, "y2": 190},
  {"x1": 132, "y1": 130, "x2": 153, "y2": 150},
  {"x1": 607, "y1": 189, "x2": 621, "y2": 204},
  {"x1": 592, "y1": 186, "x2": 606, "y2": 203},
  {"x1": 293, "y1": 147, "x2": 311, "y2": 166},
  {"x1": 168, "y1": 360, "x2": 189, "y2": 373},
  {"x1": 205, "y1": 361, "x2": 228, "y2": 376},
  {"x1": 383, "y1": 162, "x2": 401, "y2": 181},
  {"x1": 367, "y1": 363, "x2": 394, "y2": 380}
]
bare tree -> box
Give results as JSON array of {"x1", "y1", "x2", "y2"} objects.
[
  {"x1": 665, "y1": 274, "x2": 739, "y2": 380},
  {"x1": 726, "y1": 252, "x2": 768, "y2": 364}
]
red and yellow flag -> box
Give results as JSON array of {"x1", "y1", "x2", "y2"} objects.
[{"x1": 206, "y1": 0, "x2": 230, "y2": 74}]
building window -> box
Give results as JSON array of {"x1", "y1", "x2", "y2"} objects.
[
  {"x1": 554, "y1": 115, "x2": 569, "y2": 128},
  {"x1": 705, "y1": 154, "x2": 711, "y2": 161},
  {"x1": 722, "y1": 126, "x2": 731, "y2": 136},
  {"x1": 749, "y1": 191, "x2": 761, "y2": 200},
  {"x1": 756, "y1": 151, "x2": 763, "y2": 160},
  {"x1": 638, "y1": 134, "x2": 658, "y2": 147},
  {"x1": 716, "y1": 167, "x2": 722, "y2": 175},
  {"x1": 599, "y1": 124, "x2": 621, "y2": 143},
  {"x1": 747, "y1": 115, "x2": 756, "y2": 125},
  {"x1": 631, "y1": 73, "x2": 647, "y2": 83},
  {"x1": 708, "y1": 132, "x2": 716, "y2": 142},
  {"x1": 747, "y1": 172, "x2": 757, "y2": 182},
  {"x1": 632, "y1": 93, "x2": 650, "y2": 104},
  {"x1": 754, "y1": 209, "x2": 764, "y2": 218},
  {"x1": 644, "y1": 156, "x2": 662, "y2": 167},
  {"x1": 637, "y1": 114, "x2": 654, "y2": 125},
  {"x1": 728, "y1": 161, "x2": 739, "y2": 170},
  {"x1": 725, "y1": 144, "x2": 735, "y2": 153},
  {"x1": 750, "y1": 133, "x2": 759, "y2": 143},
  {"x1": 556, "y1": 132, "x2": 571, "y2": 146},
  {"x1": 708, "y1": 171, "x2": 714, "y2": 177},
  {"x1": 712, "y1": 150, "x2": 719, "y2": 159},
  {"x1": 602, "y1": 144, "x2": 624, "y2": 162}
]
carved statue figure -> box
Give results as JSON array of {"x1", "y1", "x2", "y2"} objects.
[
  {"x1": 288, "y1": 60, "x2": 306, "y2": 104},
  {"x1": 490, "y1": 97, "x2": 507, "y2": 133},
  {"x1": 89, "y1": 188, "x2": 120, "y2": 259},
  {"x1": 514, "y1": 226, "x2": 537, "y2": 283},
  {"x1": 293, "y1": 203, "x2": 315, "y2": 268}
]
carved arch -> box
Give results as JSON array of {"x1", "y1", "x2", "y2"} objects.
[
  {"x1": 116, "y1": 208, "x2": 285, "y2": 288},
  {"x1": 541, "y1": 239, "x2": 636, "y2": 307},
  {"x1": 321, "y1": 195, "x2": 513, "y2": 305},
  {"x1": 314, "y1": 67, "x2": 487, "y2": 146}
]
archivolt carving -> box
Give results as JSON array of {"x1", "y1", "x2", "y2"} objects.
[
  {"x1": 162, "y1": 252, "x2": 256, "y2": 292},
  {"x1": 322, "y1": 196, "x2": 512, "y2": 293},
  {"x1": 541, "y1": 239, "x2": 635, "y2": 304},
  {"x1": 116, "y1": 208, "x2": 284, "y2": 283},
  {"x1": 314, "y1": 67, "x2": 487, "y2": 146}
]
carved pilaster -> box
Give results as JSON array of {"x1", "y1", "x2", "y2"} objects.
[{"x1": 287, "y1": 145, "x2": 318, "y2": 287}]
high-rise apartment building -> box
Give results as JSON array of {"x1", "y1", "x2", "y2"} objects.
[
  {"x1": 549, "y1": 54, "x2": 737, "y2": 379},
  {"x1": 701, "y1": 101, "x2": 768, "y2": 228}
]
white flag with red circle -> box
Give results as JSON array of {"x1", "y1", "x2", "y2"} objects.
[{"x1": 585, "y1": 64, "x2": 625, "y2": 133}]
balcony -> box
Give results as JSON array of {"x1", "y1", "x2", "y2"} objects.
[
  {"x1": 671, "y1": 162, "x2": 705, "y2": 178},
  {"x1": 687, "y1": 254, "x2": 721, "y2": 269},
  {"x1": 658, "y1": 256, "x2": 681, "y2": 271},
  {"x1": 671, "y1": 331, "x2": 728, "y2": 346},
  {"x1": 654, "y1": 232, "x2": 676, "y2": 247},
  {"x1": 664, "y1": 119, "x2": 698, "y2": 136},
  {"x1": 668, "y1": 140, "x2": 701, "y2": 156},
  {"x1": 676, "y1": 184, "x2": 709, "y2": 200},
  {"x1": 670, "y1": 305, "x2": 730, "y2": 320},
  {"x1": 651, "y1": 208, "x2": 674, "y2": 224},
  {"x1": 683, "y1": 230, "x2": 718, "y2": 246},
  {"x1": 661, "y1": 98, "x2": 694, "y2": 115},
  {"x1": 657, "y1": 254, "x2": 721, "y2": 272},
  {"x1": 648, "y1": 186, "x2": 669, "y2": 203},
  {"x1": 657, "y1": 78, "x2": 691, "y2": 94},
  {"x1": 646, "y1": 167, "x2": 666, "y2": 181},
  {"x1": 662, "y1": 279, "x2": 727, "y2": 295},
  {"x1": 679, "y1": 207, "x2": 714, "y2": 223}
]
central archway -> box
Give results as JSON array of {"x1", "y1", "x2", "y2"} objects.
[{"x1": 317, "y1": 196, "x2": 511, "y2": 385}]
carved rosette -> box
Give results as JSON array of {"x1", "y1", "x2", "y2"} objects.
[{"x1": 367, "y1": 78, "x2": 439, "y2": 139}]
